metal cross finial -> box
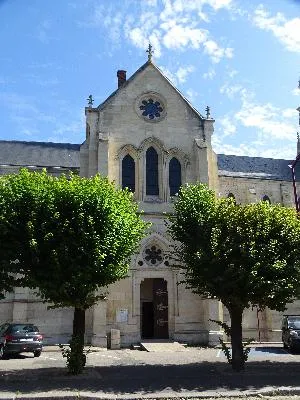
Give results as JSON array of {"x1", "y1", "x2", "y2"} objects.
[
  {"x1": 146, "y1": 43, "x2": 154, "y2": 62},
  {"x1": 205, "y1": 106, "x2": 211, "y2": 119},
  {"x1": 87, "y1": 94, "x2": 94, "y2": 107}
]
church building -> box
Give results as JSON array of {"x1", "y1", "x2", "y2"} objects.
[{"x1": 0, "y1": 52, "x2": 299, "y2": 346}]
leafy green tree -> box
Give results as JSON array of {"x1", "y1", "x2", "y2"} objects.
[
  {"x1": 0, "y1": 169, "x2": 148, "y2": 373},
  {"x1": 169, "y1": 183, "x2": 300, "y2": 371}
]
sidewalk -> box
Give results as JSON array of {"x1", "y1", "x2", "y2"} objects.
[{"x1": 1, "y1": 346, "x2": 300, "y2": 400}]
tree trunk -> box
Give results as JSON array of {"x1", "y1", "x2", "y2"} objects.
[
  {"x1": 228, "y1": 305, "x2": 244, "y2": 371},
  {"x1": 73, "y1": 307, "x2": 85, "y2": 346}
]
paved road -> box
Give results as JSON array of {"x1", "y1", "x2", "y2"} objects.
[{"x1": 1, "y1": 346, "x2": 300, "y2": 399}]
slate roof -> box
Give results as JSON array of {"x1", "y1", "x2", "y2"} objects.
[
  {"x1": 0, "y1": 140, "x2": 298, "y2": 182},
  {"x1": 217, "y1": 154, "x2": 296, "y2": 182},
  {"x1": 0, "y1": 140, "x2": 80, "y2": 168}
]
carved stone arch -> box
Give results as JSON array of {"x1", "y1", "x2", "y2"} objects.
[
  {"x1": 136, "y1": 233, "x2": 172, "y2": 268},
  {"x1": 166, "y1": 147, "x2": 190, "y2": 168},
  {"x1": 138, "y1": 136, "x2": 166, "y2": 155},
  {"x1": 141, "y1": 232, "x2": 171, "y2": 250},
  {"x1": 115, "y1": 143, "x2": 139, "y2": 161}
]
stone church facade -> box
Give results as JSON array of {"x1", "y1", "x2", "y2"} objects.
[{"x1": 0, "y1": 57, "x2": 299, "y2": 346}]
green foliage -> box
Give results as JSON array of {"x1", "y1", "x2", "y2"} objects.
[
  {"x1": 0, "y1": 177, "x2": 21, "y2": 299},
  {"x1": 0, "y1": 169, "x2": 148, "y2": 309},
  {"x1": 242, "y1": 338, "x2": 255, "y2": 362},
  {"x1": 210, "y1": 319, "x2": 254, "y2": 365},
  {"x1": 169, "y1": 183, "x2": 300, "y2": 312},
  {"x1": 0, "y1": 169, "x2": 148, "y2": 374},
  {"x1": 59, "y1": 335, "x2": 90, "y2": 375},
  {"x1": 209, "y1": 319, "x2": 231, "y2": 336},
  {"x1": 169, "y1": 183, "x2": 300, "y2": 370}
]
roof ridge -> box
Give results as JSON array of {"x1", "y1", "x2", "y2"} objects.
[{"x1": 0, "y1": 139, "x2": 80, "y2": 146}]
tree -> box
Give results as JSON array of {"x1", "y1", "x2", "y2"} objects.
[
  {"x1": 0, "y1": 169, "x2": 148, "y2": 373},
  {"x1": 168, "y1": 183, "x2": 300, "y2": 371}
]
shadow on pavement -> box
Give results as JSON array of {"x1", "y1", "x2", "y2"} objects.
[{"x1": 1, "y1": 360, "x2": 300, "y2": 395}]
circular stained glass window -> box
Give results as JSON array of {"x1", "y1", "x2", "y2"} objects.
[
  {"x1": 139, "y1": 98, "x2": 163, "y2": 120},
  {"x1": 143, "y1": 245, "x2": 164, "y2": 266},
  {"x1": 135, "y1": 92, "x2": 166, "y2": 122}
]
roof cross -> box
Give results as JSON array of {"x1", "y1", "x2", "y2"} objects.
[
  {"x1": 205, "y1": 106, "x2": 211, "y2": 119},
  {"x1": 146, "y1": 43, "x2": 154, "y2": 62},
  {"x1": 87, "y1": 94, "x2": 94, "y2": 107}
]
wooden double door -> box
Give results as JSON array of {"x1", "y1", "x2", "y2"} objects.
[{"x1": 141, "y1": 278, "x2": 168, "y2": 339}]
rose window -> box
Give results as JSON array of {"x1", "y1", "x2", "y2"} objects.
[
  {"x1": 139, "y1": 99, "x2": 163, "y2": 120},
  {"x1": 144, "y1": 245, "x2": 163, "y2": 266}
]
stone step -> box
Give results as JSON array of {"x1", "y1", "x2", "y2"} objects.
[{"x1": 140, "y1": 340, "x2": 187, "y2": 352}]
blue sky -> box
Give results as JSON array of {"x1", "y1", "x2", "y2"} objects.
[{"x1": 0, "y1": 0, "x2": 299, "y2": 159}]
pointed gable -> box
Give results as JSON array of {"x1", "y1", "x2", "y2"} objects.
[{"x1": 97, "y1": 61, "x2": 205, "y2": 121}]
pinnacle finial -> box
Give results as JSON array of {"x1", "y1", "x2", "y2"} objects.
[
  {"x1": 205, "y1": 106, "x2": 211, "y2": 119},
  {"x1": 87, "y1": 94, "x2": 94, "y2": 107},
  {"x1": 146, "y1": 43, "x2": 154, "y2": 62}
]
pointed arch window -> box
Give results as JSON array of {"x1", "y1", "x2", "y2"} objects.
[
  {"x1": 227, "y1": 192, "x2": 236, "y2": 203},
  {"x1": 262, "y1": 195, "x2": 271, "y2": 203},
  {"x1": 146, "y1": 147, "x2": 159, "y2": 195},
  {"x1": 169, "y1": 157, "x2": 181, "y2": 196},
  {"x1": 122, "y1": 154, "x2": 135, "y2": 192}
]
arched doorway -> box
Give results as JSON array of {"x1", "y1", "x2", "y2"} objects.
[{"x1": 140, "y1": 278, "x2": 169, "y2": 339}]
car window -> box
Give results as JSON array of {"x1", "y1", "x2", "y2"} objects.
[
  {"x1": 288, "y1": 319, "x2": 300, "y2": 329},
  {"x1": 10, "y1": 324, "x2": 39, "y2": 333}
]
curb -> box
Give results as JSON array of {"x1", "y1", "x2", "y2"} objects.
[{"x1": 2, "y1": 388, "x2": 300, "y2": 400}]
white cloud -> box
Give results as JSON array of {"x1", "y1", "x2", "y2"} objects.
[
  {"x1": 219, "y1": 84, "x2": 296, "y2": 149},
  {"x1": 203, "y1": 68, "x2": 216, "y2": 79},
  {"x1": 0, "y1": 91, "x2": 84, "y2": 143},
  {"x1": 213, "y1": 137, "x2": 295, "y2": 159},
  {"x1": 235, "y1": 101, "x2": 296, "y2": 141},
  {"x1": 203, "y1": 39, "x2": 233, "y2": 63},
  {"x1": 219, "y1": 115, "x2": 237, "y2": 137},
  {"x1": 186, "y1": 88, "x2": 198, "y2": 102},
  {"x1": 282, "y1": 108, "x2": 298, "y2": 118},
  {"x1": 158, "y1": 65, "x2": 195, "y2": 85},
  {"x1": 253, "y1": 5, "x2": 300, "y2": 53},
  {"x1": 83, "y1": 1, "x2": 234, "y2": 62},
  {"x1": 145, "y1": 0, "x2": 157, "y2": 6},
  {"x1": 227, "y1": 69, "x2": 238, "y2": 78},
  {"x1": 292, "y1": 87, "x2": 300, "y2": 96},
  {"x1": 175, "y1": 65, "x2": 194, "y2": 83},
  {"x1": 220, "y1": 83, "x2": 250, "y2": 100},
  {"x1": 216, "y1": 83, "x2": 298, "y2": 158},
  {"x1": 162, "y1": 23, "x2": 208, "y2": 50}
]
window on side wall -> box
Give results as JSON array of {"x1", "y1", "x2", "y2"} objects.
[
  {"x1": 262, "y1": 195, "x2": 271, "y2": 203},
  {"x1": 169, "y1": 157, "x2": 181, "y2": 197},
  {"x1": 122, "y1": 154, "x2": 135, "y2": 192}
]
